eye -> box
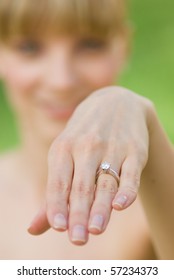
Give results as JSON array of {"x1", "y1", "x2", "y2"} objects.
[
  {"x1": 14, "y1": 40, "x2": 43, "y2": 56},
  {"x1": 76, "y1": 38, "x2": 107, "y2": 52}
]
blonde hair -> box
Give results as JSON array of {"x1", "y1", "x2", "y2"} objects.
[{"x1": 0, "y1": 0, "x2": 126, "y2": 42}]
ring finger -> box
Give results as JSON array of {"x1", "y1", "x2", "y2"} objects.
[{"x1": 88, "y1": 160, "x2": 121, "y2": 234}]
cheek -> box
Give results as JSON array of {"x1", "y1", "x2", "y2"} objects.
[
  {"x1": 78, "y1": 55, "x2": 119, "y2": 88},
  {"x1": 2, "y1": 56, "x2": 41, "y2": 112},
  {"x1": 4, "y1": 62, "x2": 40, "y2": 93}
]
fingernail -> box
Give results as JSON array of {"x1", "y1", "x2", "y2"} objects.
[
  {"x1": 53, "y1": 213, "x2": 67, "y2": 230},
  {"x1": 71, "y1": 225, "x2": 86, "y2": 243},
  {"x1": 113, "y1": 195, "x2": 128, "y2": 208},
  {"x1": 89, "y1": 215, "x2": 104, "y2": 231}
]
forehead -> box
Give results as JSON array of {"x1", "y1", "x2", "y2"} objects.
[{"x1": 0, "y1": 0, "x2": 126, "y2": 41}]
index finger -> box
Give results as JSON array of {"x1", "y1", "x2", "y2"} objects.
[{"x1": 46, "y1": 140, "x2": 74, "y2": 231}]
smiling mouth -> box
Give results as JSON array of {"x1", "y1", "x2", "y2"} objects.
[{"x1": 39, "y1": 102, "x2": 77, "y2": 120}]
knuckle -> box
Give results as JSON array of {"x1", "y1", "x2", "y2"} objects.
[
  {"x1": 106, "y1": 138, "x2": 120, "y2": 155},
  {"x1": 55, "y1": 136, "x2": 73, "y2": 152},
  {"x1": 122, "y1": 169, "x2": 140, "y2": 189},
  {"x1": 97, "y1": 178, "x2": 116, "y2": 193},
  {"x1": 47, "y1": 179, "x2": 71, "y2": 196},
  {"x1": 71, "y1": 180, "x2": 93, "y2": 198},
  {"x1": 134, "y1": 174, "x2": 141, "y2": 187},
  {"x1": 131, "y1": 142, "x2": 148, "y2": 165},
  {"x1": 75, "y1": 134, "x2": 105, "y2": 152},
  {"x1": 99, "y1": 202, "x2": 111, "y2": 212},
  {"x1": 69, "y1": 211, "x2": 86, "y2": 222},
  {"x1": 48, "y1": 136, "x2": 74, "y2": 164},
  {"x1": 125, "y1": 185, "x2": 138, "y2": 195},
  {"x1": 57, "y1": 180, "x2": 71, "y2": 194},
  {"x1": 108, "y1": 136, "x2": 117, "y2": 147}
]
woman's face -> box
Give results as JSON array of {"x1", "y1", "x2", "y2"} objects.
[{"x1": 0, "y1": 34, "x2": 127, "y2": 142}]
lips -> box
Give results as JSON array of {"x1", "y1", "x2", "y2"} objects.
[{"x1": 38, "y1": 101, "x2": 78, "y2": 120}]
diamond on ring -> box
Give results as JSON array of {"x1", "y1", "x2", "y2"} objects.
[
  {"x1": 101, "y1": 162, "x2": 110, "y2": 171},
  {"x1": 96, "y1": 161, "x2": 120, "y2": 184}
]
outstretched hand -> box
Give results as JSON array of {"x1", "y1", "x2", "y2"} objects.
[{"x1": 28, "y1": 86, "x2": 152, "y2": 245}]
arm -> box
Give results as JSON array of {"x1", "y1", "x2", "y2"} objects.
[
  {"x1": 28, "y1": 86, "x2": 174, "y2": 257},
  {"x1": 140, "y1": 107, "x2": 174, "y2": 259}
]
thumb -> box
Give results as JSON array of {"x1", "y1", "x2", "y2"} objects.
[{"x1": 28, "y1": 205, "x2": 50, "y2": 235}]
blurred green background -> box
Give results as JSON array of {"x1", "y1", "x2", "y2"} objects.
[
  {"x1": 121, "y1": 0, "x2": 174, "y2": 141},
  {"x1": 0, "y1": 0, "x2": 174, "y2": 151}
]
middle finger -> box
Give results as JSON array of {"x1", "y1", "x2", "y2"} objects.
[{"x1": 68, "y1": 156, "x2": 98, "y2": 245}]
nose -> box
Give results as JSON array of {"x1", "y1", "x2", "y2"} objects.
[{"x1": 44, "y1": 49, "x2": 77, "y2": 94}]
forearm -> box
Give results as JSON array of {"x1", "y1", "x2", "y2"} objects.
[{"x1": 140, "y1": 107, "x2": 174, "y2": 259}]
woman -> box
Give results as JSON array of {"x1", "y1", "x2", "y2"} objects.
[{"x1": 0, "y1": 0, "x2": 168, "y2": 259}]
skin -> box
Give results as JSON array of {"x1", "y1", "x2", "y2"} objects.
[
  {"x1": 30, "y1": 87, "x2": 150, "y2": 243},
  {"x1": 0, "y1": 33, "x2": 128, "y2": 241},
  {"x1": 0, "y1": 32, "x2": 156, "y2": 258},
  {"x1": 140, "y1": 109, "x2": 174, "y2": 259},
  {"x1": 27, "y1": 84, "x2": 174, "y2": 259}
]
